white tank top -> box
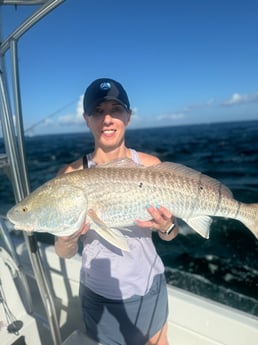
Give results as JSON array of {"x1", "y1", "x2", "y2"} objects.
[{"x1": 80, "y1": 149, "x2": 164, "y2": 299}]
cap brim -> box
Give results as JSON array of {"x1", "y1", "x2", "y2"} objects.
[{"x1": 87, "y1": 96, "x2": 129, "y2": 115}]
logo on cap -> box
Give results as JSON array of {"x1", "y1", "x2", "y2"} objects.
[{"x1": 100, "y1": 82, "x2": 111, "y2": 91}]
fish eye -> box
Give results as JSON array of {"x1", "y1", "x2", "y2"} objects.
[{"x1": 22, "y1": 207, "x2": 28, "y2": 213}]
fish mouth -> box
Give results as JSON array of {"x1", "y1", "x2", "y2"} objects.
[
  {"x1": 9, "y1": 220, "x2": 34, "y2": 232},
  {"x1": 6, "y1": 210, "x2": 15, "y2": 224},
  {"x1": 7, "y1": 211, "x2": 33, "y2": 231}
]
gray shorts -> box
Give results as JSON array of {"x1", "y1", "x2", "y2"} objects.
[{"x1": 79, "y1": 274, "x2": 168, "y2": 345}]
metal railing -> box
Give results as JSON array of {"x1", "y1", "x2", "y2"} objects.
[{"x1": 0, "y1": 1, "x2": 65, "y2": 344}]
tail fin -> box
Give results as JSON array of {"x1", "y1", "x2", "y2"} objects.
[{"x1": 240, "y1": 203, "x2": 258, "y2": 239}]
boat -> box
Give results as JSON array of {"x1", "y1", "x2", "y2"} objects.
[{"x1": 0, "y1": 1, "x2": 257, "y2": 344}]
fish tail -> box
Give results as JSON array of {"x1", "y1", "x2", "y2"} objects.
[{"x1": 240, "y1": 203, "x2": 258, "y2": 239}]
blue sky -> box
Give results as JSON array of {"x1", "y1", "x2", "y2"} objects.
[{"x1": 1, "y1": 0, "x2": 258, "y2": 135}]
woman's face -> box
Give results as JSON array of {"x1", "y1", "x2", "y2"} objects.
[{"x1": 85, "y1": 101, "x2": 131, "y2": 150}]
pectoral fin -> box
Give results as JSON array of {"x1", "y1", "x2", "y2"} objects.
[
  {"x1": 87, "y1": 209, "x2": 129, "y2": 251},
  {"x1": 183, "y1": 216, "x2": 213, "y2": 239}
]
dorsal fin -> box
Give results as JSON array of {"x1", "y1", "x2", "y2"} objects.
[{"x1": 96, "y1": 158, "x2": 143, "y2": 168}]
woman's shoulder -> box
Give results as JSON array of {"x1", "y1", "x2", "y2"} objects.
[
  {"x1": 137, "y1": 151, "x2": 161, "y2": 166},
  {"x1": 57, "y1": 158, "x2": 83, "y2": 175}
]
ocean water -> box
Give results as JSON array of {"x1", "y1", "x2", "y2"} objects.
[{"x1": 0, "y1": 120, "x2": 258, "y2": 316}]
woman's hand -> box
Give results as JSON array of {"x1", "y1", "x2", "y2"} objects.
[
  {"x1": 55, "y1": 223, "x2": 89, "y2": 258},
  {"x1": 135, "y1": 205, "x2": 178, "y2": 241}
]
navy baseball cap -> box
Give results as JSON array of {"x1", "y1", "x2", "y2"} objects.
[{"x1": 83, "y1": 78, "x2": 130, "y2": 115}]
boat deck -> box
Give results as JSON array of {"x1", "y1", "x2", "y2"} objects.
[{"x1": 1, "y1": 237, "x2": 256, "y2": 345}]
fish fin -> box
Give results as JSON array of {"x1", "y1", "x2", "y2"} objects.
[
  {"x1": 87, "y1": 209, "x2": 129, "y2": 251},
  {"x1": 114, "y1": 227, "x2": 133, "y2": 233},
  {"x1": 96, "y1": 158, "x2": 144, "y2": 169},
  {"x1": 183, "y1": 216, "x2": 213, "y2": 238},
  {"x1": 151, "y1": 162, "x2": 200, "y2": 175},
  {"x1": 240, "y1": 203, "x2": 258, "y2": 239}
]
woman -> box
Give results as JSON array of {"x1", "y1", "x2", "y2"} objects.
[{"x1": 55, "y1": 78, "x2": 178, "y2": 345}]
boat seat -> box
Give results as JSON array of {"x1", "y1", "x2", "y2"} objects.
[{"x1": 0, "y1": 247, "x2": 41, "y2": 345}]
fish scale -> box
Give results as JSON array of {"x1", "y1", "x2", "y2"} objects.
[{"x1": 7, "y1": 159, "x2": 258, "y2": 251}]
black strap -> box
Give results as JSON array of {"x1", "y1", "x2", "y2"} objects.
[{"x1": 82, "y1": 155, "x2": 88, "y2": 169}]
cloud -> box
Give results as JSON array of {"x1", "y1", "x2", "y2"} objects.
[
  {"x1": 184, "y1": 98, "x2": 215, "y2": 111},
  {"x1": 58, "y1": 112, "x2": 84, "y2": 126},
  {"x1": 157, "y1": 112, "x2": 185, "y2": 121},
  {"x1": 131, "y1": 107, "x2": 139, "y2": 116},
  {"x1": 58, "y1": 95, "x2": 85, "y2": 126},
  {"x1": 222, "y1": 92, "x2": 258, "y2": 106},
  {"x1": 42, "y1": 118, "x2": 54, "y2": 125},
  {"x1": 130, "y1": 107, "x2": 141, "y2": 123}
]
